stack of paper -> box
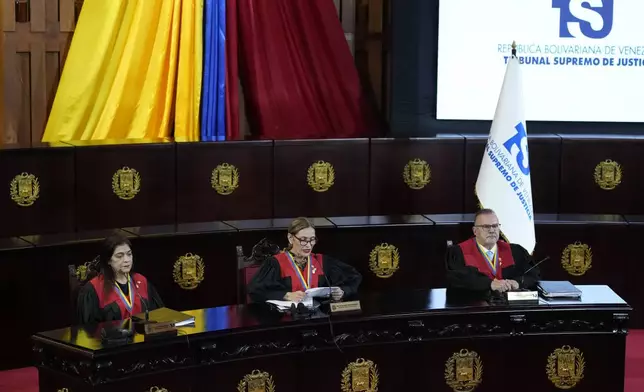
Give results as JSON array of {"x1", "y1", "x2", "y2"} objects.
[
  {"x1": 265, "y1": 287, "x2": 341, "y2": 311},
  {"x1": 305, "y1": 287, "x2": 340, "y2": 298},
  {"x1": 537, "y1": 281, "x2": 582, "y2": 298},
  {"x1": 266, "y1": 296, "x2": 314, "y2": 311}
]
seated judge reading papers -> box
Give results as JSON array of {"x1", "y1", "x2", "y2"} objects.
[
  {"x1": 446, "y1": 209, "x2": 540, "y2": 293},
  {"x1": 248, "y1": 217, "x2": 362, "y2": 303},
  {"x1": 77, "y1": 234, "x2": 164, "y2": 324}
]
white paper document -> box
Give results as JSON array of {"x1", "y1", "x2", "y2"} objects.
[
  {"x1": 305, "y1": 287, "x2": 340, "y2": 298},
  {"x1": 175, "y1": 319, "x2": 196, "y2": 327},
  {"x1": 266, "y1": 296, "x2": 314, "y2": 311}
]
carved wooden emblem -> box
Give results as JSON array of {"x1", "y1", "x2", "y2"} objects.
[
  {"x1": 593, "y1": 159, "x2": 622, "y2": 190},
  {"x1": 561, "y1": 242, "x2": 592, "y2": 276},
  {"x1": 112, "y1": 166, "x2": 141, "y2": 200},
  {"x1": 369, "y1": 243, "x2": 400, "y2": 278},
  {"x1": 75, "y1": 262, "x2": 92, "y2": 281},
  {"x1": 307, "y1": 160, "x2": 335, "y2": 192},
  {"x1": 403, "y1": 158, "x2": 431, "y2": 190},
  {"x1": 211, "y1": 163, "x2": 240, "y2": 195},
  {"x1": 10, "y1": 172, "x2": 40, "y2": 207},
  {"x1": 444, "y1": 349, "x2": 483, "y2": 392},
  {"x1": 173, "y1": 253, "x2": 205, "y2": 290},
  {"x1": 341, "y1": 358, "x2": 379, "y2": 392},
  {"x1": 546, "y1": 345, "x2": 585, "y2": 389},
  {"x1": 237, "y1": 369, "x2": 276, "y2": 392},
  {"x1": 74, "y1": 257, "x2": 99, "y2": 282}
]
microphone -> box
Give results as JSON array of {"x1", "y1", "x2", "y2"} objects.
[
  {"x1": 520, "y1": 256, "x2": 549, "y2": 287},
  {"x1": 314, "y1": 253, "x2": 334, "y2": 302},
  {"x1": 319, "y1": 262, "x2": 343, "y2": 353},
  {"x1": 289, "y1": 302, "x2": 312, "y2": 320},
  {"x1": 136, "y1": 291, "x2": 150, "y2": 321},
  {"x1": 323, "y1": 273, "x2": 333, "y2": 301}
]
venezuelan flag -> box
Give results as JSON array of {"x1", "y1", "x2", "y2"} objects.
[{"x1": 42, "y1": 0, "x2": 227, "y2": 143}]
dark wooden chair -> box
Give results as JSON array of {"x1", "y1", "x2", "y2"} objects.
[
  {"x1": 68, "y1": 257, "x2": 99, "y2": 323},
  {"x1": 236, "y1": 238, "x2": 281, "y2": 304}
]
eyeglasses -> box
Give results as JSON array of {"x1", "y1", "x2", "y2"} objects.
[
  {"x1": 474, "y1": 224, "x2": 501, "y2": 231},
  {"x1": 293, "y1": 235, "x2": 317, "y2": 246}
]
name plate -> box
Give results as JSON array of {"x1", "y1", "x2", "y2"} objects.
[
  {"x1": 330, "y1": 300, "x2": 362, "y2": 313},
  {"x1": 135, "y1": 321, "x2": 177, "y2": 335},
  {"x1": 506, "y1": 290, "x2": 539, "y2": 303}
]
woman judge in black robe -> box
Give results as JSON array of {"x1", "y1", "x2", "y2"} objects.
[
  {"x1": 76, "y1": 234, "x2": 163, "y2": 324},
  {"x1": 248, "y1": 217, "x2": 362, "y2": 303}
]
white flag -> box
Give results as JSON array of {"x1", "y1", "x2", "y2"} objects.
[{"x1": 476, "y1": 55, "x2": 535, "y2": 253}]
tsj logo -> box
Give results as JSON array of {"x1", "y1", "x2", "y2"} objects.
[{"x1": 552, "y1": 0, "x2": 614, "y2": 39}]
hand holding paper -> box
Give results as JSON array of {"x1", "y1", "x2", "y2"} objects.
[{"x1": 305, "y1": 286, "x2": 344, "y2": 301}]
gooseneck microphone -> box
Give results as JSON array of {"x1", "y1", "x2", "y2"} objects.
[
  {"x1": 136, "y1": 291, "x2": 150, "y2": 321},
  {"x1": 520, "y1": 256, "x2": 549, "y2": 287},
  {"x1": 319, "y1": 263, "x2": 344, "y2": 352},
  {"x1": 323, "y1": 273, "x2": 332, "y2": 301}
]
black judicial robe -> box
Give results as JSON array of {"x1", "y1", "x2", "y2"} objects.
[
  {"x1": 247, "y1": 253, "x2": 362, "y2": 303},
  {"x1": 445, "y1": 239, "x2": 540, "y2": 292},
  {"x1": 76, "y1": 273, "x2": 164, "y2": 325}
]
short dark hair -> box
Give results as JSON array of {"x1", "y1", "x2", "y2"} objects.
[{"x1": 474, "y1": 208, "x2": 496, "y2": 223}]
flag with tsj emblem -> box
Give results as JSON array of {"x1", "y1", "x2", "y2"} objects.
[{"x1": 476, "y1": 52, "x2": 536, "y2": 254}]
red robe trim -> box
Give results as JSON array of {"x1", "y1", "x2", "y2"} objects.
[
  {"x1": 458, "y1": 238, "x2": 515, "y2": 279},
  {"x1": 275, "y1": 252, "x2": 324, "y2": 292},
  {"x1": 89, "y1": 272, "x2": 148, "y2": 319}
]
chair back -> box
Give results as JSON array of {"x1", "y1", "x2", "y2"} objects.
[
  {"x1": 68, "y1": 258, "x2": 100, "y2": 319},
  {"x1": 236, "y1": 238, "x2": 281, "y2": 304}
]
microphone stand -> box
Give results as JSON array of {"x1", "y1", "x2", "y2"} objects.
[
  {"x1": 134, "y1": 292, "x2": 157, "y2": 334},
  {"x1": 520, "y1": 256, "x2": 549, "y2": 287}
]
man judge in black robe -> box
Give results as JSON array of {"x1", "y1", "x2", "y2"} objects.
[{"x1": 445, "y1": 208, "x2": 540, "y2": 293}]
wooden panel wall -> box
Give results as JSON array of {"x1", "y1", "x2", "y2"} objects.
[
  {"x1": 1, "y1": 0, "x2": 79, "y2": 146},
  {"x1": 354, "y1": 0, "x2": 390, "y2": 118},
  {"x1": 0, "y1": 0, "x2": 4, "y2": 136}
]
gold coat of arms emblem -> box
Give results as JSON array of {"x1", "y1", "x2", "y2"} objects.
[
  {"x1": 546, "y1": 345, "x2": 585, "y2": 389},
  {"x1": 402, "y1": 158, "x2": 431, "y2": 190},
  {"x1": 75, "y1": 262, "x2": 93, "y2": 281},
  {"x1": 112, "y1": 166, "x2": 141, "y2": 200},
  {"x1": 172, "y1": 253, "x2": 205, "y2": 290},
  {"x1": 57, "y1": 389, "x2": 70, "y2": 392},
  {"x1": 237, "y1": 369, "x2": 276, "y2": 392},
  {"x1": 307, "y1": 160, "x2": 335, "y2": 192},
  {"x1": 444, "y1": 349, "x2": 483, "y2": 392},
  {"x1": 9, "y1": 172, "x2": 40, "y2": 207},
  {"x1": 341, "y1": 358, "x2": 379, "y2": 392},
  {"x1": 593, "y1": 159, "x2": 622, "y2": 190},
  {"x1": 148, "y1": 387, "x2": 169, "y2": 392},
  {"x1": 211, "y1": 163, "x2": 240, "y2": 195},
  {"x1": 369, "y1": 243, "x2": 400, "y2": 278},
  {"x1": 561, "y1": 242, "x2": 592, "y2": 276}
]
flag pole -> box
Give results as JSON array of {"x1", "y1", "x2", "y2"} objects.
[{"x1": 511, "y1": 40, "x2": 517, "y2": 58}]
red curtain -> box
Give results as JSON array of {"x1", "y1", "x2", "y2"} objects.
[
  {"x1": 225, "y1": 0, "x2": 240, "y2": 140},
  {"x1": 233, "y1": 0, "x2": 379, "y2": 139}
]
